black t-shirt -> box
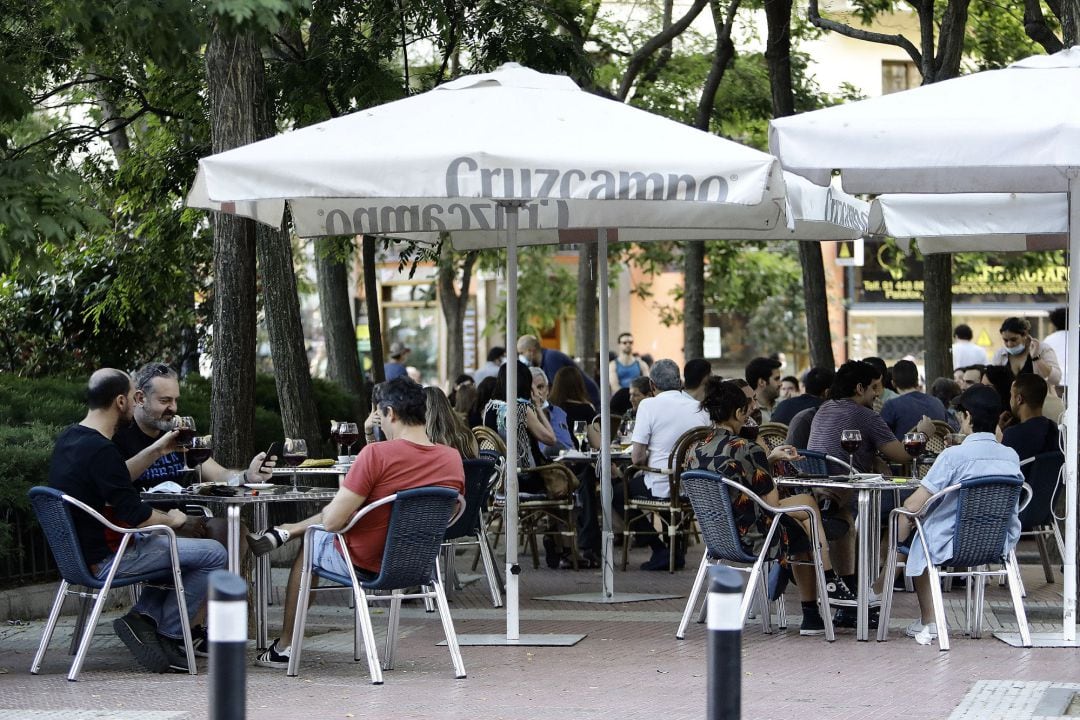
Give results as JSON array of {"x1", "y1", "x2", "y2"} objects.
[
  {"x1": 770, "y1": 394, "x2": 823, "y2": 426},
  {"x1": 1002, "y1": 416, "x2": 1060, "y2": 462},
  {"x1": 113, "y1": 420, "x2": 187, "y2": 489},
  {"x1": 48, "y1": 425, "x2": 153, "y2": 565}
]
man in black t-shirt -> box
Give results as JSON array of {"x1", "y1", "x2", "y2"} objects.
[
  {"x1": 117, "y1": 362, "x2": 273, "y2": 489},
  {"x1": 48, "y1": 369, "x2": 226, "y2": 674},
  {"x1": 1001, "y1": 373, "x2": 1060, "y2": 461}
]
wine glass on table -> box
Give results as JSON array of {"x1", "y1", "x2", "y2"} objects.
[
  {"x1": 282, "y1": 438, "x2": 308, "y2": 493},
  {"x1": 739, "y1": 418, "x2": 759, "y2": 442},
  {"x1": 329, "y1": 420, "x2": 343, "y2": 458},
  {"x1": 903, "y1": 431, "x2": 928, "y2": 482},
  {"x1": 572, "y1": 421, "x2": 588, "y2": 453},
  {"x1": 338, "y1": 422, "x2": 360, "y2": 460},
  {"x1": 840, "y1": 429, "x2": 862, "y2": 480},
  {"x1": 186, "y1": 435, "x2": 213, "y2": 484},
  {"x1": 173, "y1": 416, "x2": 196, "y2": 449}
]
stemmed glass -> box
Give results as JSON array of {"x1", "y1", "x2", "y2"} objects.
[
  {"x1": 338, "y1": 422, "x2": 359, "y2": 459},
  {"x1": 186, "y1": 435, "x2": 213, "y2": 484},
  {"x1": 173, "y1": 416, "x2": 196, "y2": 450},
  {"x1": 282, "y1": 438, "x2": 308, "y2": 493},
  {"x1": 619, "y1": 418, "x2": 635, "y2": 444},
  {"x1": 903, "y1": 431, "x2": 928, "y2": 481},
  {"x1": 572, "y1": 421, "x2": 588, "y2": 453},
  {"x1": 840, "y1": 429, "x2": 862, "y2": 480}
]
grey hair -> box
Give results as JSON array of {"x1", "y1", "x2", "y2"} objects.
[
  {"x1": 529, "y1": 367, "x2": 546, "y2": 382},
  {"x1": 649, "y1": 359, "x2": 682, "y2": 392}
]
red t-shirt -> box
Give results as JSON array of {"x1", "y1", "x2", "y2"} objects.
[{"x1": 339, "y1": 439, "x2": 465, "y2": 573}]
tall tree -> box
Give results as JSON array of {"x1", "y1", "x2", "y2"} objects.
[
  {"x1": 437, "y1": 238, "x2": 478, "y2": 383},
  {"x1": 205, "y1": 19, "x2": 261, "y2": 467},
  {"x1": 315, "y1": 237, "x2": 365, "y2": 400},
  {"x1": 575, "y1": 242, "x2": 599, "y2": 376},
  {"x1": 765, "y1": 0, "x2": 835, "y2": 370}
]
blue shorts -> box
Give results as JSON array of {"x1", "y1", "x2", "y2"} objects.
[{"x1": 310, "y1": 529, "x2": 353, "y2": 577}]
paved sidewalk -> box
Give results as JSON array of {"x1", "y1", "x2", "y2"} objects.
[{"x1": 1, "y1": 543, "x2": 1076, "y2": 720}]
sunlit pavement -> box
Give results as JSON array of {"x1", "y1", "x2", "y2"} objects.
[{"x1": 0, "y1": 541, "x2": 1075, "y2": 720}]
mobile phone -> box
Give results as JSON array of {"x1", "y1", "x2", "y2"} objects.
[{"x1": 261, "y1": 442, "x2": 280, "y2": 471}]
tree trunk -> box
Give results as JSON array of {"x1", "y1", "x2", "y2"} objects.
[
  {"x1": 315, "y1": 236, "x2": 365, "y2": 403},
  {"x1": 205, "y1": 23, "x2": 260, "y2": 468},
  {"x1": 363, "y1": 235, "x2": 386, "y2": 383},
  {"x1": 257, "y1": 224, "x2": 325, "y2": 452},
  {"x1": 437, "y1": 238, "x2": 476, "y2": 384},
  {"x1": 764, "y1": 0, "x2": 834, "y2": 370},
  {"x1": 923, "y1": 254, "x2": 953, "y2": 381},
  {"x1": 574, "y1": 242, "x2": 600, "y2": 376},
  {"x1": 683, "y1": 241, "x2": 705, "y2": 360},
  {"x1": 1063, "y1": 0, "x2": 1080, "y2": 46}
]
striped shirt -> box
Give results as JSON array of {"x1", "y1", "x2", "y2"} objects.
[{"x1": 806, "y1": 399, "x2": 896, "y2": 472}]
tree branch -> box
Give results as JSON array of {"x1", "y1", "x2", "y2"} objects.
[
  {"x1": 807, "y1": 0, "x2": 922, "y2": 68},
  {"x1": 1023, "y1": 0, "x2": 1065, "y2": 52},
  {"x1": 617, "y1": 0, "x2": 710, "y2": 100},
  {"x1": 694, "y1": 0, "x2": 741, "y2": 131},
  {"x1": 934, "y1": 0, "x2": 971, "y2": 82}
]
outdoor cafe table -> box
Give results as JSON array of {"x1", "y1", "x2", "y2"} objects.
[
  {"x1": 142, "y1": 483, "x2": 338, "y2": 648},
  {"x1": 775, "y1": 474, "x2": 922, "y2": 641}
]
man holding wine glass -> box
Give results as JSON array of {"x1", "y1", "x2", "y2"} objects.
[
  {"x1": 806, "y1": 360, "x2": 936, "y2": 626},
  {"x1": 117, "y1": 362, "x2": 276, "y2": 490}
]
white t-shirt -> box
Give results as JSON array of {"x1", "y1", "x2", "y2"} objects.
[
  {"x1": 951, "y1": 340, "x2": 988, "y2": 370},
  {"x1": 1043, "y1": 329, "x2": 1068, "y2": 384},
  {"x1": 631, "y1": 390, "x2": 711, "y2": 498}
]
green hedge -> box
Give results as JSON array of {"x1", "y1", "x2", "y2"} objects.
[{"x1": 0, "y1": 372, "x2": 359, "y2": 579}]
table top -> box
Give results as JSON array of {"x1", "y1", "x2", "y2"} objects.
[
  {"x1": 271, "y1": 465, "x2": 350, "y2": 475},
  {"x1": 142, "y1": 485, "x2": 338, "y2": 505},
  {"x1": 776, "y1": 474, "x2": 922, "y2": 491},
  {"x1": 553, "y1": 447, "x2": 632, "y2": 464}
]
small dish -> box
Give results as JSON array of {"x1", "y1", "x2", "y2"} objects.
[{"x1": 244, "y1": 482, "x2": 275, "y2": 490}]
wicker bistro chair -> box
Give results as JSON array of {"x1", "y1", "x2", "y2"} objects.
[
  {"x1": 622, "y1": 426, "x2": 711, "y2": 573},
  {"x1": 876, "y1": 476, "x2": 1032, "y2": 650},
  {"x1": 676, "y1": 470, "x2": 836, "y2": 641},
  {"x1": 441, "y1": 457, "x2": 503, "y2": 607},
  {"x1": 27, "y1": 487, "x2": 197, "y2": 681},
  {"x1": 473, "y1": 425, "x2": 581, "y2": 570},
  {"x1": 287, "y1": 487, "x2": 466, "y2": 683},
  {"x1": 1018, "y1": 451, "x2": 1066, "y2": 585},
  {"x1": 756, "y1": 423, "x2": 790, "y2": 452},
  {"x1": 784, "y1": 449, "x2": 854, "y2": 477}
]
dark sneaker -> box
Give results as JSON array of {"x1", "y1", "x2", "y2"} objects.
[
  {"x1": 825, "y1": 575, "x2": 858, "y2": 606},
  {"x1": 833, "y1": 607, "x2": 879, "y2": 630},
  {"x1": 113, "y1": 611, "x2": 170, "y2": 673},
  {"x1": 191, "y1": 625, "x2": 209, "y2": 658},
  {"x1": 158, "y1": 635, "x2": 191, "y2": 673},
  {"x1": 639, "y1": 546, "x2": 671, "y2": 571},
  {"x1": 255, "y1": 639, "x2": 291, "y2": 669},
  {"x1": 799, "y1": 609, "x2": 825, "y2": 636}
]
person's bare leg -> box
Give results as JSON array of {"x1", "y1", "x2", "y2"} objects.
[
  {"x1": 912, "y1": 571, "x2": 935, "y2": 624},
  {"x1": 277, "y1": 546, "x2": 314, "y2": 648},
  {"x1": 249, "y1": 513, "x2": 323, "y2": 556}
]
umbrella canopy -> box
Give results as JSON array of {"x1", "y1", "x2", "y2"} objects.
[
  {"x1": 768, "y1": 46, "x2": 1080, "y2": 645},
  {"x1": 870, "y1": 192, "x2": 1067, "y2": 254},
  {"x1": 188, "y1": 63, "x2": 787, "y2": 237}
]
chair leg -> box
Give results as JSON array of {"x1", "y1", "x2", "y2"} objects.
[
  {"x1": 31, "y1": 581, "x2": 69, "y2": 674},
  {"x1": 431, "y1": 570, "x2": 466, "y2": 679},
  {"x1": 1036, "y1": 532, "x2": 1055, "y2": 583},
  {"x1": 972, "y1": 570, "x2": 986, "y2": 639},
  {"x1": 809, "y1": 541, "x2": 835, "y2": 642},
  {"x1": 676, "y1": 554, "x2": 710, "y2": 639},
  {"x1": 383, "y1": 595, "x2": 401, "y2": 670},
  {"x1": 1053, "y1": 520, "x2": 1067, "y2": 563},
  {"x1": 287, "y1": 555, "x2": 315, "y2": 677},
  {"x1": 167, "y1": 547, "x2": 197, "y2": 677},
  {"x1": 67, "y1": 583, "x2": 115, "y2": 681},
  {"x1": 756, "y1": 572, "x2": 773, "y2": 635},
  {"x1": 565, "y1": 508, "x2": 579, "y2": 571},
  {"x1": 354, "y1": 586, "x2": 384, "y2": 684},
  {"x1": 68, "y1": 589, "x2": 92, "y2": 656},
  {"x1": 775, "y1": 592, "x2": 787, "y2": 630},
  {"x1": 476, "y1": 529, "x2": 504, "y2": 608},
  {"x1": 926, "y1": 565, "x2": 949, "y2": 651},
  {"x1": 1005, "y1": 550, "x2": 1032, "y2": 647},
  {"x1": 877, "y1": 549, "x2": 898, "y2": 642}
]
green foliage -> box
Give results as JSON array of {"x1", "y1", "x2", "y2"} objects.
[
  {"x1": 475, "y1": 245, "x2": 578, "y2": 336},
  {"x1": 965, "y1": 0, "x2": 1044, "y2": 69}
]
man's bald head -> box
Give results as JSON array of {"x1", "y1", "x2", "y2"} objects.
[{"x1": 87, "y1": 369, "x2": 132, "y2": 410}]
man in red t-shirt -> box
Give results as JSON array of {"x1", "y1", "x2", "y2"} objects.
[{"x1": 252, "y1": 377, "x2": 465, "y2": 669}]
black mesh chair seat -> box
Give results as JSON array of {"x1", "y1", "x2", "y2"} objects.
[
  {"x1": 288, "y1": 486, "x2": 467, "y2": 683},
  {"x1": 442, "y1": 458, "x2": 503, "y2": 607},
  {"x1": 1016, "y1": 451, "x2": 1065, "y2": 584}
]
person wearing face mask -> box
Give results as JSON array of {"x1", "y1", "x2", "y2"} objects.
[{"x1": 991, "y1": 317, "x2": 1061, "y2": 393}]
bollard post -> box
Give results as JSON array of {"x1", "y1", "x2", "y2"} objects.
[
  {"x1": 707, "y1": 565, "x2": 744, "y2": 720},
  {"x1": 208, "y1": 570, "x2": 248, "y2": 720}
]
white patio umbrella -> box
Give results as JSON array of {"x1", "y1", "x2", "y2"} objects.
[
  {"x1": 770, "y1": 46, "x2": 1080, "y2": 646},
  {"x1": 189, "y1": 63, "x2": 797, "y2": 643}
]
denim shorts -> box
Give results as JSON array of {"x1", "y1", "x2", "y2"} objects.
[{"x1": 310, "y1": 529, "x2": 352, "y2": 577}]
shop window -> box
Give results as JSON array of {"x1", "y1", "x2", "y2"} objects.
[{"x1": 882, "y1": 60, "x2": 920, "y2": 94}]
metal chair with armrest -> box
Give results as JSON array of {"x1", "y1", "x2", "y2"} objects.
[
  {"x1": 27, "y1": 486, "x2": 197, "y2": 681},
  {"x1": 876, "y1": 475, "x2": 1031, "y2": 650},
  {"x1": 287, "y1": 486, "x2": 466, "y2": 683},
  {"x1": 441, "y1": 457, "x2": 503, "y2": 606},
  {"x1": 676, "y1": 469, "x2": 836, "y2": 641},
  {"x1": 1017, "y1": 450, "x2": 1065, "y2": 584}
]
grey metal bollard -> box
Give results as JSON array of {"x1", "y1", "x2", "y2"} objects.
[
  {"x1": 208, "y1": 570, "x2": 247, "y2": 720},
  {"x1": 707, "y1": 565, "x2": 744, "y2": 720}
]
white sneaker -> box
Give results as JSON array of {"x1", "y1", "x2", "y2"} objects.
[
  {"x1": 867, "y1": 588, "x2": 881, "y2": 605},
  {"x1": 905, "y1": 620, "x2": 938, "y2": 638}
]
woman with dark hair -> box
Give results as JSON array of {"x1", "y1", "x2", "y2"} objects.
[
  {"x1": 424, "y1": 386, "x2": 478, "y2": 459},
  {"x1": 549, "y1": 366, "x2": 597, "y2": 446},
  {"x1": 930, "y1": 377, "x2": 963, "y2": 431},
  {"x1": 469, "y1": 376, "x2": 498, "y2": 428},
  {"x1": 981, "y1": 365, "x2": 1014, "y2": 412},
  {"x1": 482, "y1": 361, "x2": 556, "y2": 489},
  {"x1": 992, "y1": 316, "x2": 1061, "y2": 389},
  {"x1": 687, "y1": 378, "x2": 857, "y2": 635}
]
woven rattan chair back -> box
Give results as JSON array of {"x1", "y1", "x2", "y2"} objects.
[
  {"x1": 472, "y1": 426, "x2": 507, "y2": 456},
  {"x1": 756, "y1": 423, "x2": 789, "y2": 451}
]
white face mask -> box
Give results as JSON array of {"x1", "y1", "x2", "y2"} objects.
[
  {"x1": 1004, "y1": 343, "x2": 1027, "y2": 356},
  {"x1": 518, "y1": 354, "x2": 531, "y2": 366}
]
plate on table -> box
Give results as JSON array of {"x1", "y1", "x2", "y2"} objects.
[{"x1": 244, "y1": 482, "x2": 275, "y2": 490}]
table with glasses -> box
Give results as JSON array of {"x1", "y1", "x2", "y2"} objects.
[
  {"x1": 776, "y1": 474, "x2": 922, "y2": 640},
  {"x1": 143, "y1": 484, "x2": 338, "y2": 648}
]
